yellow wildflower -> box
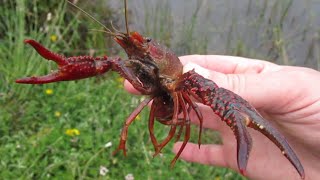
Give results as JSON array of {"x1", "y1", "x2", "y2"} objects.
[
  {"x1": 45, "y1": 89, "x2": 53, "y2": 95},
  {"x1": 54, "y1": 111, "x2": 61, "y2": 117},
  {"x1": 112, "y1": 158, "x2": 118, "y2": 164},
  {"x1": 116, "y1": 77, "x2": 124, "y2": 83},
  {"x1": 50, "y1": 35, "x2": 58, "y2": 42},
  {"x1": 135, "y1": 115, "x2": 141, "y2": 121},
  {"x1": 65, "y1": 128, "x2": 80, "y2": 136},
  {"x1": 116, "y1": 77, "x2": 125, "y2": 88},
  {"x1": 214, "y1": 176, "x2": 221, "y2": 180}
]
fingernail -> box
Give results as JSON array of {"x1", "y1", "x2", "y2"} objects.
[{"x1": 183, "y1": 63, "x2": 210, "y2": 79}]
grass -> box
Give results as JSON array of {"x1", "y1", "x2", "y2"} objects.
[{"x1": 0, "y1": 0, "x2": 319, "y2": 179}]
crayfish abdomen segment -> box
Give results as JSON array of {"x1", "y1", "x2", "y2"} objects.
[{"x1": 178, "y1": 70, "x2": 305, "y2": 179}]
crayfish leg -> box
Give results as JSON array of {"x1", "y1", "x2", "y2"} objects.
[
  {"x1": 148, "y1": 101, "x2": 159, "y2": 153},
  {"x1": 113, "y1": 98, "x2": 152, "y2": 156},
  {"x1": 153, "y1": 93, "x2": 180, "y2": 157},
  {"x1": 175, "y1": 93, "x2": 189, "y2": 143},
  {"x1": 175, "y1": 124, "x2": 184, "y2": 142},
  {"x1": 181, "y1": 92, "x2": 203, "y2": 148},
  {"x1": 170, "y1": 93, "x2": 191, "y2": 168},
  {"x1": 170, "y1": 121, "x2": 191, "y2": 169}
]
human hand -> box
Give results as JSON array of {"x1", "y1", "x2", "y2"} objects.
[{"x1": 124, "y1": 55, "x2": 320, "y2": 180}]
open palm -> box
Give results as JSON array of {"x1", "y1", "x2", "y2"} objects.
[{"x1": 125, "y1": 55, "x2": 320, "y2": 180}]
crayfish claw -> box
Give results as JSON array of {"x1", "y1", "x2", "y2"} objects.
[
  {"x1": 16, "y1": 71, "x2": 63, "y2": 84},
  {"x1": 245, "y1": 109, "x2": 305, "y2": 179},
  {"x1": 231, "y1": 111, "x2": 253, "y2": 175},
  {"x1": 179, "y1": 70, "x2": 305, "y2": 179},
  {"x1": 17, "y1": 39, "x2": 115, "y2": 84},
  {"x1": 24, "y1": 39, "x2": 67, "y2": 66}
]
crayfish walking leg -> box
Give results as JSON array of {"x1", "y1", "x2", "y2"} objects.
[
  {"x1": 169, "y1": 93, "x2": 191, "y2": 168},
  {"x1": 150, "y1": 92, "x2": 202, "y2": 168},
  {"x1": 151, "y1": 93, "x2": 180, "y2": 157},
  {"x1": 113, "y1": 98, "x2": 152, "y2": 156}
]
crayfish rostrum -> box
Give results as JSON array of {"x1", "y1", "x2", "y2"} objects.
[{"x1": 16, "y1": 1, "x2": 304, "y2": 179}]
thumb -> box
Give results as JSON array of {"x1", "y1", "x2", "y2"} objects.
[{"x1": 183, "y1": 63, "x2": 287, "y2": 110}]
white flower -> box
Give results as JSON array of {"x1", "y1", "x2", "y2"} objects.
[
  {"x1": 99, "y1": 166, "x2": 109, "y2": 176},
  {"x1": 46, "y1": 12, "x2": 52, "y2": 21},
  {"x1": 104, "y1": 142, "x2": 112, "y2": 148},
  {"x1": 125, "y1": 173, "x2": 134, "y2": 180}
]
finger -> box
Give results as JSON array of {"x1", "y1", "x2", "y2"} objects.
[
  {"x1": 183, "y1": 63, "x2": 289, "y2": 110},
  {"x1": 124, "y1": 80, "x2": 141, "y2": 95},
  {"x1": 180, "y1": 55, "x2": 280, "y2": 74},
  {"x1": 172, "y1": 142, "x2": 229, "y2": 168}
]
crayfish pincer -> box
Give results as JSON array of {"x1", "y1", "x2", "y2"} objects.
[{"x1": 16, "y1": 1, "x2": 305, "y2": 179}]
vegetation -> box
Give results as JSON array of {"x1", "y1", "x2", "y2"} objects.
[{"x1": 0, "y1": 0, "x2": 318, "y2": 179}]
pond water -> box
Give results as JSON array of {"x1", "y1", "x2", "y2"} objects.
[{"x1": 109, "y1": 0, "x2": 320, "y2": 69}]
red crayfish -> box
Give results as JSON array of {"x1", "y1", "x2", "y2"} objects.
[{"x1": 16, "y1": 1, "x2": 305, "y2": 179}]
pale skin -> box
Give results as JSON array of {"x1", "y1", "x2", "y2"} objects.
[{"x1": 124, "y1": 55, "x2": 320, "y2": 180}]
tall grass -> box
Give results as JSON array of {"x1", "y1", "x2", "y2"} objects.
[
  {"x1": 142, "y1": 0, "x2": 174, "y2": 48},
  {"x1": 197, "y1": 0, "x2": 319, "y2": 68},
  {"x1": 174, "y1": 0, "x2": 209, "y2": 55}
]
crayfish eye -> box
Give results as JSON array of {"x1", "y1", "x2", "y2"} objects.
[{"x1": 146, "y1": 37, "x2": 152, "y2": 42}]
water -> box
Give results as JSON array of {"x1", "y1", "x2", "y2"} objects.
[{"x1": 109, "y1": 0, "x2": 320, "y2": 69}]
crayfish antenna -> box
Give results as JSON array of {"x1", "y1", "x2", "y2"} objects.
[
  {"x1": 124, "y1": 0, "x2": 130, "y2": 35},
  {"x1": 67, "y1": 1, "x2": 117, "y2": 37}
]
